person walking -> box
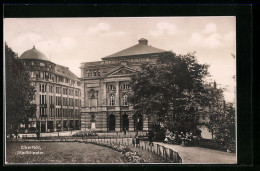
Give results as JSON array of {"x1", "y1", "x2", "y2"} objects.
[
  {"x1": 14, "y1": 129, "x2": 19, "y2": 139},
  {"x1": 36, "y1": 130, "x2": 40, "y2": 140},
  {"x1": 148, "y1": 129, "x2": 154, "y2": 146}
]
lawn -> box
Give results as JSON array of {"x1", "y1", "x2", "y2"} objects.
[{"x1": 5, "y1": 142, "x2": 126, "y2": 164}]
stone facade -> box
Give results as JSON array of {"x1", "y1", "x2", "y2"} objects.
[
  {"x1": 19, "y1": 46, "x2": 81, "y2": 132},
  {"x1": 80, "y1": 38, "x2": 168, "y2": 132}
]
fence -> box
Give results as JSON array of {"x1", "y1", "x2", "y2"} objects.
[
  {"x1": 85, "y1": 137, "x2": 182, "y2": 163},
  {"x1": 18, "y1": 133, "x2": 182, "y2": 163}
]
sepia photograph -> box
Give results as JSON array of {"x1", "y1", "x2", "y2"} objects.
[{"x1": 4, "y1": 16, "x2": 236, "y2": 164}]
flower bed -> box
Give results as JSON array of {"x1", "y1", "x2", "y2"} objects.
[
  {"x1": 88, "y1": 141, "x2": 144, "y2": 163},
  {"x1": 72, "y1": 131, "x2": 97, "y2": 137}
]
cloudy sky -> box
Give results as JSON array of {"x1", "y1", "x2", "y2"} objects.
[{"x1": 4, "y1": 17, "x2": 236, "y2": 102}]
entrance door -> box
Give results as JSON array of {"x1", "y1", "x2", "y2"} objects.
[
  {"x1": 41, "y1": 122, "x2": 46, "y2": 132},
  {"x1": 108, "y1": 114, "x2": 115, "y2": 131},
  {"x1": 122, "y1": 114, "x2": 129, "y2": 131}
]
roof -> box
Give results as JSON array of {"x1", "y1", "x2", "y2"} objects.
[
  {"x1": 55, "y1": 64, "x2": 79, "y2": 80},
  {"x1": 20, "y1": 46, "x2": 49, "y2": 61},
  {"x1": 102, "y1": 39, "x2": 167, "y2": 60}
]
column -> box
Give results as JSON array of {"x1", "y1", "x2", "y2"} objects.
[
  {"x1": 103, "y1": 82, "x2": 106, "y2": 106},
  {"x1": 54, "y1": 84, "x2": 57, "y2": 132},
  {"x1": 46, "y1": 83, "x2": 50, "y2": 132},
  {"x1": 116, "y1": 81, "x2": 120, "y2": 106},
  {"x1": 115, "y1": 112, "x2": 120, "y2": 132},
  {"x1": 129, "y1": 113, "x2": 134, "y2": 131}
]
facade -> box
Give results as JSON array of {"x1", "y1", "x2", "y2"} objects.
[
  {"x1": 80, "y1": 38, "x2": 169, "y2": 132},
  {"x1": 19, "y1": 46, "x2": 81, "y2": 132}
]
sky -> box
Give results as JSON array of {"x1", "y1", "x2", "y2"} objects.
[{"x1": 4, "y1": 17, "x2": 236, "y2": 102}]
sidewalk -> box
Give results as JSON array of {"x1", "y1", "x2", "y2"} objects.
[{"x1": 154, "y1": 142, "x2": 237, "y2": 164}]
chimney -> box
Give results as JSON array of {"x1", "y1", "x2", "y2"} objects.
[{"x1": 138, "y1": 38, "x2": 148, "y2": 45}]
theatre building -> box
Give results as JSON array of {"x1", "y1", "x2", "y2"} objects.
[
  {"x1": 80, "y1": 38, "x2": 169, "y2": 132},
  {"x1": 19, "y1": 46, "x2": 81, "y2": 132}
]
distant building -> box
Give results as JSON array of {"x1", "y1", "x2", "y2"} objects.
[
  {"x1": 196, "y1": 81, "x2": 226, "y2": 139},
  {"x1": 19, "y1": 46, "x2": 81, "y2": 132},
  {"x1": 80, "y1": 38, "x2": 169, "y2": 132}
]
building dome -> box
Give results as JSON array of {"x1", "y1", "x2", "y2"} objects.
[{"x1": 20, "y1": 46, "x2": 49, "y2": 61}]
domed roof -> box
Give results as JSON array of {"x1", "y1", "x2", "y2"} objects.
[{"x1": 20, "y1": 46, "x2": 49, "y2": 61}]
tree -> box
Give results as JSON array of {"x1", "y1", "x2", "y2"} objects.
[
  {"x1": 5, "y1": 43, "x2": 36, "y2": 135},
  {"x1": 204, "y1": 83, "x2": 236, "y2": 149},
  {"x1": 204, "y1": 85, "x2": 224, "y2": 138},
  {"x1": 129, "y1": 52, "x2": 210, "y2": 134}
]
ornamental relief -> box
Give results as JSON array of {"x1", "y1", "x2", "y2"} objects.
[
  {"x1": 112, "y1": 69, "x2": 133, "y2": 75},
  {"x1": 88, "y1": 89, "x2": 98, "y2": 99}
]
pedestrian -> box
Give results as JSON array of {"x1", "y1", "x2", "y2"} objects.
[
  {"x1": 36, "y1": 130, "x2": 40, "y2": 140},
  {"x1": 148, "y1": 129, "x2": 154, "y2": 146},
  {"x1": 136, "y1": 136, "x2": 140, "y2": 147},
  {"x1": 132, "y1": 136, "x2": 136, "y2": 146}
]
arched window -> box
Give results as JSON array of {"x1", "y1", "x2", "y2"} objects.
[
  {"x1": 109, "y1": 94, "x2": 115, "y2": 106},
  {"x1": 122, "y1": 94, "x2": 128, "y2": 106}
]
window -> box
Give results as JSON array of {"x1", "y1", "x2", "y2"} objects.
[
  {"x1": 56, "y1": 87, "x2": 61, "y2": 94},
  {"x1": 109, "y1": 94, "x2": 115, "y2": 106},
  {"x1": 39, "y1": 95, "x2": 46, "y2": 105},
  {"x1": 69, "y1": 98, "x2": 74, "y2": 106},
  {"x1": 94, "y1": 71, "x2": 96, "y2": 76},
  {"x1": 120, "y1": 83, "x2": 129, "y2": 89},
  {"x1": 56, "y1": 96, "x2": 62, "y2": 106},
  {"x1": 107, "y1": 84, "x2": 116, "y2": 90},
  {"x1": 202, "y1": 115, "x2": 206, "y2": 120},
  {"x1": 40, "y1": 107, "x2": 46, "y2": 116},
  {"x1": 49, "y1": 95, "x2": 54, "y2": 105},
  {"x1": 40, "y1": 62, "x2": 45, "y2": 67},
  {"x1": 50, "y1": 108, "x2": 54, "y2": 117},
  {"x1": 39, "y1": 84, "x2": 46, "y2": 92},
  {"x1": 49, "y1": 85, "x2": 53, "y2": 93},
  {"x1": 56, "y1": 108, "x2": 62, "y2": 117},
  {"x1": 63, "y1": 97, "x2": 68, "y2": 106},
  {"x1": 69, "y1": 89, "x2": 74, "y2": 96},
  {"x1": 63, "y1": 88, "x2": 68, "y2": 95},
  {"x1": 75, "y1": 90, "x2": 79, "y2": 96},
  {"x1": 123, "y1": 94, "x2": 128, "y2": 106}
]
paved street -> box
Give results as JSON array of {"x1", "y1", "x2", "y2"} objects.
[{"x1": 154, "y1": 142, "x2": 237, "y2": 164}]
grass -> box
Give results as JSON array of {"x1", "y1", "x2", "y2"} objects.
[{"x1": 5, "y1": 142, "x2": 126, "y2": 164}]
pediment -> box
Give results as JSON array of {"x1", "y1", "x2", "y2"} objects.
[{"x1": 105, "y1": 66, "x2": 138, "y2": 77}]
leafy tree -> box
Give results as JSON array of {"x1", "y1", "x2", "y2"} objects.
[
  {"x1": 205, "y1": 87, "x2": 236, "y2": 149},
  {"x1": 129, "y1": 52, "x2": 210, "y2": 134},
  {"x1": 204, "y1": 85, "x2": 225, "y2": 139},
  {"x1": 5, "y1": 43, "x2": 36, "y2": 135}
]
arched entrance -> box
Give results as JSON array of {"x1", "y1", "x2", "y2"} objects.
[
  {"x1": 108, "y1": 114, "x2": 115, "y2": 131},
  {"x1": 122, "y1": 113, "x2": 129, "y2": 131}
]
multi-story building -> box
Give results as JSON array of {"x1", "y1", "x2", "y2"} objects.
[
  {"x1": 80, "y1": 38, "x2": 169, "y2": 132},
  {"x1": 19, "y1": 46, "x2": 81, "y2": 132}
]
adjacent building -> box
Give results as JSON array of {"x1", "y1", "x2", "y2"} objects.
[
  {"x1": 80, "y1": 38, "x2": 169, "y2": 132},
  {"x1": 19, "y1": 46, "x2": 81, "y2": 132}
]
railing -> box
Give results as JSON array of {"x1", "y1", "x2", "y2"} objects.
[
  {"x1": 85, "y1": 137, "x2": 182, "y2": 163},
  {"x1": 18, "y1": 132, "x2": 182, "y2": 163}
]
